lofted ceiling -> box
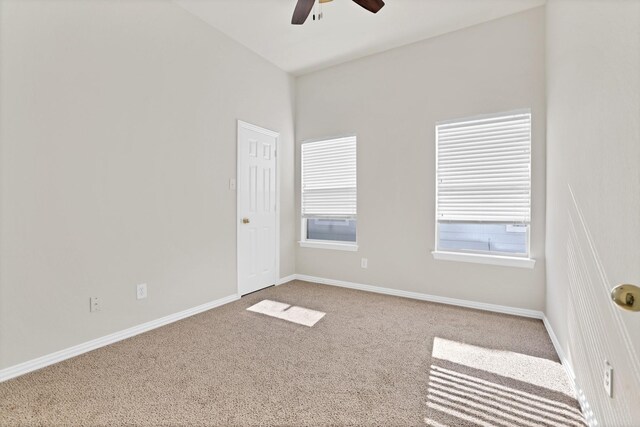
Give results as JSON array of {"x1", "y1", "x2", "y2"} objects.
[{"x1": 175, "y1": 0, "x2": 545, "y2": 75}]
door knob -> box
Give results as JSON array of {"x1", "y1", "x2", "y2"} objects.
[
  {"x1": 242, "y1": 218, "x2": 250, "y2": 224},
  {"x1": 611, "y1": 284, "x2": 640, "y2": 312}
]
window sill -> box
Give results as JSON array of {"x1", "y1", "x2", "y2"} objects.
[
  {"x1": 299, "y1": 241, "x2": 358, "y2": 252},
  {"x1": 431, "y1": 251, "x2": 535, "y2": 269}
]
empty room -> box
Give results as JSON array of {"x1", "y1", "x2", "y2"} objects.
[{"x1": 0, "y1": 0, "x2": 638, "y2": 426}]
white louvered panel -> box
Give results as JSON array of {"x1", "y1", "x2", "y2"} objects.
[
  {"x1": 436, "y1": 111, "x2": 531, "y2": 222},
  {"x1": 302, "y1": 136, "x2": 357, "y2": 219}
]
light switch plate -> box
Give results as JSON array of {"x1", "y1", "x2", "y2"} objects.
[{"x1": 229, "y1": 178, "x2": 236, "y2": 191}]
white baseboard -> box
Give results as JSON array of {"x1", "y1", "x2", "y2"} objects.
[
  {"x1": 295, "y1": 274, "x2": 544, "y2": 319},
  {"x1": 542, "y1": 314, "x2": 594, "y2": 426},
  {"x1": 276, "y1": 274, "x2": 297, "y2": 285},
  {"x1": 0, "y1": 293, "x2": 239, "y2": 383},
  {"x1": 542, "y1": 315, "x2": 576, "y2": 383}
]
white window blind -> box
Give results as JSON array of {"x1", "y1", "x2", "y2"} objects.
[
  {"x1": 302, "y1": 136, "x2": 357, "y2": 219},
  {"x1": 436, "y1": 110, "x2": 531, "y2": 223}
]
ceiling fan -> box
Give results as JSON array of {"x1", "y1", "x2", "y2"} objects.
[{"x1": 292, "y1": 0, "x2": 385, "y2": 25}]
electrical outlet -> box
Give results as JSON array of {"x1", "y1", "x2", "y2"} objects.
[
  {"x1": 136, "y1": 283, "x2": 147, "y2": 300},
  {"x1": 90, "y1": 297, "x2": 100, "y2": 312},
  {"x1": 361, "y1": 258, "x2": 368, "y2": 269},
  {"x1": 603, "y1": 360, "x2": 613, "y2": 397}
]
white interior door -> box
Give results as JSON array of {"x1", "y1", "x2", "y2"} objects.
[{"x1": 237, "y1": 121, "x2": 278, "y2": 296}]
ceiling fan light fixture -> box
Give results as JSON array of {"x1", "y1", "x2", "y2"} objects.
[{"x1": 291, "y1": 0, "x2": 384, "y2": 25}]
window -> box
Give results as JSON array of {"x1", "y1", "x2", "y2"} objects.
[
  {"x1": 301, "y1": 136, "x2": 357, "y2": 250},
  {"x1": 434, "y1": 110, "x2": 532, "y2": 266}
]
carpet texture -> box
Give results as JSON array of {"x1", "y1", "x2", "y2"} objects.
[{"x1": 0, "y1": 281, "x2": 585, "y2": 426}]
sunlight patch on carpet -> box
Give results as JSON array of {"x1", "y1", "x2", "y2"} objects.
[
  {"x1": 432, "y1": 337, "x2": 575, "y2": 396},
  {"x1": 425, "y1": 337, "x2": 586, "y2": 427},
  {"x1": 246, "y1": 299, "x2": 325, "y2": 327}
]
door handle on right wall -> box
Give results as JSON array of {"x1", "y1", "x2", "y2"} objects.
[{"x1": 611, "y1": 284, "x2": 640, "y2": 312}]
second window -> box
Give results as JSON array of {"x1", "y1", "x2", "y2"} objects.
[{"x1": 301, "y1": 136, "x2": 357, "y2": 246}]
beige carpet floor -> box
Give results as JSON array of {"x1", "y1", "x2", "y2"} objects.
[{"x1": 0, "y1": 280, "x2": 585, "y2": 426}]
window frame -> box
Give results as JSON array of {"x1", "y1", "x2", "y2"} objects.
[
  {"x1": 437, "y1": 221, "x2": 530, "y2": 257},
  {"x1": 432, "y1": 109, "x2": 535, "y2": 268},
  {"x1": 300, "y1": 218, "x2": 358, "y2": 251},
  {"x1": 299, "y1": 135, "x2": 358, "y2": 252}
]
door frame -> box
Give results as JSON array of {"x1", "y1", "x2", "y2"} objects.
[{"x1": 236, "y1": 120, "x2": 280, "y2": 296}]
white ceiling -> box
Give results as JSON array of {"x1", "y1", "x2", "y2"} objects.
[{"x1": 175, "y1": 0, "x2": 545, "y2": 75}]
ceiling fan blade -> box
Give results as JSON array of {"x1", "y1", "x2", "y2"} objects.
[
  {"x1": 292, "y1": 0, "x2": 315, "y2": 25},
  {"x1": 352, "y1": 0, "x2": 385, "y2": 13}
]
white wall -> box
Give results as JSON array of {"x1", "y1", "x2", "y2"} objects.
[
  {"x1": 295, "y1": 8, "x2": 546, "y2": 310},
  {"x1": 546, "y1": 0, "x2": 640, "y2": 425},
  {"x1": 0, "y1": 0, "x2": 295, "y2": 369}
]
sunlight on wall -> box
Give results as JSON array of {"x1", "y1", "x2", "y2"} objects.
[{"x1": 566, "y1": 185, "x2": 640, "y2": 426}]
